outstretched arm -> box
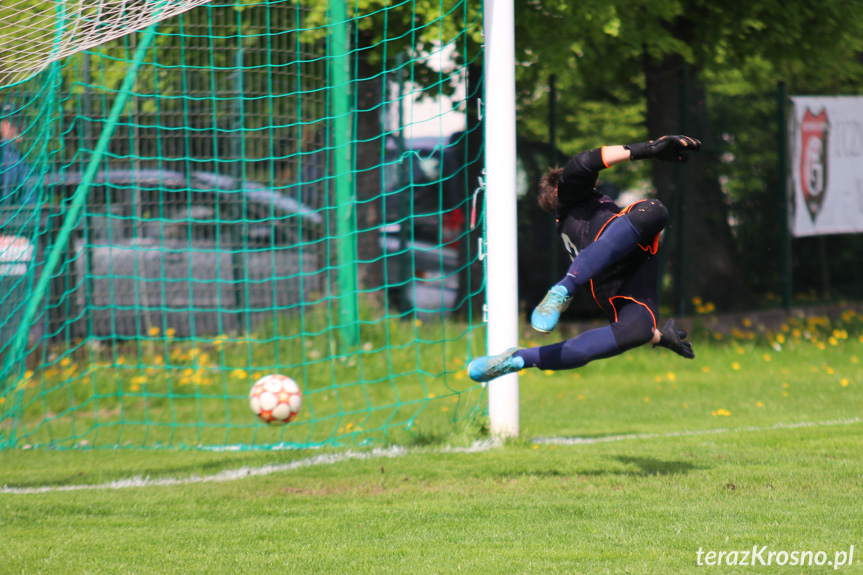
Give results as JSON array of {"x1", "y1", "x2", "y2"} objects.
[
  {"x1": 599, "y1": 145, "x2": 632, "y2": 168},
  {"x1": 598, "y1": 135, "x2": 701, "y2": 169}
]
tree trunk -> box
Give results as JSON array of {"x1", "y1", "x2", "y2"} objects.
[
  {"x1": 644, "y1": 54, "x2": 748, "y2": 312},
  {"x1": 353, "y1": 40, "x2": 384, "y2": 295}
]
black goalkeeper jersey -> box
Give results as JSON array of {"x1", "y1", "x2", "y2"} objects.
[
  {"x1": 554, "y1": 147, "x2": 622, "y2": 259},
  {"x1": 554, "y1": 147, "x2": 659, "y2": 320}
]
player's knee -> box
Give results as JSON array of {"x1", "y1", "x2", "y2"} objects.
[
  {"x1": 626, "y1": 199, "x2": 668, "y2": 240},
  {"x1": 610, "y1": 307, "x2": 655, "y2": 351}
]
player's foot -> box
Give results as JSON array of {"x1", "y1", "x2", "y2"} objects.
[
  {"x1": 468, "y1": 347, "x2": 525, "y2": 383},
  {"x1": 531, "y1": 285, "x2": 571, "y2": 333}
]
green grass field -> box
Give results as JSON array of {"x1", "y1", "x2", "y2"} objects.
[{"x1": 2, "y1": 317, "x2": 863, "y2": 574}]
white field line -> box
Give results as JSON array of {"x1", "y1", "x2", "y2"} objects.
[
  {"x1": 532, "y1": 416, "x2": 863, "y2": 445},
  {"x1": 0, "y1": 439, "x2": 500, "y2": 495},
  {"x1": 3, "y1": 418, "x2": 861, "y2": 494}
]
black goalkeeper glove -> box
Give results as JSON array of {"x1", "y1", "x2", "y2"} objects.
[
  {"x1": 653, "y1": 318, "x2": 695, "y2": 359},
  {"x1": 624, "y1": 135, "x2": 702, "y2": 163}
]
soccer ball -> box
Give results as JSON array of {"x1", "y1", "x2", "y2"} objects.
[{"x1": 249, "y1": 374, "x2": 303, "y2": 424}]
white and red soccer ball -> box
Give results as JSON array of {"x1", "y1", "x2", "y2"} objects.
[{"x1": 249, "y1": 374, "x2": 302, "y2": 424}]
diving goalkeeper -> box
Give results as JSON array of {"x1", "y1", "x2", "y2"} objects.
[{"x1": 469, "y1": 135, "x2": 700, "y2": 383}]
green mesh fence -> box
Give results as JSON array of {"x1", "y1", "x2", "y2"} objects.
[{"x1": 0, "y1": 0, "x2": 487, "y2": 449}]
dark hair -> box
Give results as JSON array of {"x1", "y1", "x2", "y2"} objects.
[{"x1": 537, "y1": 167, "x2": 562, "y2": 214}]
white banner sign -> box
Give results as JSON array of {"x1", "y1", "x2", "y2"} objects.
[{"x1": 790, "y1": 96, "x2": 863, "y2": 237}]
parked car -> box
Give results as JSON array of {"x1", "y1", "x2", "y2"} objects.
[
  {"x1": 379, "y1": 136, "x2": 465, "y2": 316},
  {"x1": 39, "y1": 168, "x2": 326, "y2": 338}
]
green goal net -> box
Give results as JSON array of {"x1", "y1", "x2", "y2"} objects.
[{"x1": 0, "y1": 0, "x2": 487, "y2": 449}]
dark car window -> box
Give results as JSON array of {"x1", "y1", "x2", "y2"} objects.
[{"x1": 50, "y1": 170, "x2": 319, "y2": 248}]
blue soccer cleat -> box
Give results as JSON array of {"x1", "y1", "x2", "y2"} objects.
[
  {"x1": 531, "y1": 285, "x2": 571, "y2": 333},
  {"x1": 468, "y1": 347, "x2": 525, "y2": 383}
]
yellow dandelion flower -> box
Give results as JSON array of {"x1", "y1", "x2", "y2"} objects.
[
  {"x1": 230, "y1": 369, "x2": 248, "y2": 380},
  {"x1": 692, "y1": 296, "x2": 703, "y2": 306},
  {"x1": 415, "y1": 319, "x2": 423, "y2": 327},
  {"x1": 60, "y1": 356, "x2": 71, "y2": 367},
  {"x1": 116, "y1": 357, "x2": 126, "y2": 365},
  {"x1": 776, "y1": 334, "x2": 786, "y2": 344},
  {"x1": 544, "y1": 370, "x2": 554, "y2": 375},
  {"x1": 841, "y1": 379, "x2": 850, "y2": 387},
  {"x1": 782, "y1": 391, "x2": 789, "y2": 397},
  {"x1": 852, "y1": 356, "x2": 859, "y2": 364},
  {"x1": 782, "y1": 382, "x2": 790, "y2": 388},
  {"x1": 756, "y1": 401, "x2": 764, "y2": 407},
  {"x1": 711, "y1": 408, "x2": 731, "y2": 417},
  {"x1": 667, "y1": 372, "x2": 676, "y2": 381},
  {"x1": 713, "y1": 332, "x2": 724, "y2": 340},
  {"x1": 816, "y1": 342, "x2": 826, "y2": 350},
  {"x1": 147, "y1": 326, "x2": 160, "y2": 337},
  {"x1": 532, "y1": 444, "x2": 539, "y2": 450},
  {"x1": 683, "y1": 403, "x2": 689, "y2": 409},
  {"x1": 762, "y1": 354, "x2": 772, "y2": 362},
  {"x1": 826, "y1": 367, "x2": 835, "y2": 375},
  {"x1": 428, "y1": 393, "x2": 436, "y2": 399},
  {"x1": 654, "y1": 375, "x2": 663, "y2": 382},
  {"x1": 736, "y1": 346, "x2": 745, "y2": 354},
  {"x1": 792, "y1": 329, "x2": 802, "y2": 338},
  {"x1": 577, "y1": 394, "x2": 585, "y2": 400},
  {"x1": 441, "y1": 406, "x2": 449, "y2": 412},
  {"x1": 643, "y1": 397, "x2": 650, "y2": 402},
  {"x1": 701, "y1": 366, "x2": 710, "y2": 373},
  {"x1": 454, "y1": 371, "x2": 464, "y2": 380},
  {"x1": 828, "y1": 337, "x2": 839, "y2": 346},
  {"x1": 166, "y1": 328, "x2": 176, "y2": 338},
  {"x1": 742, "y1": 318, "x2": 752, "y2": 327},
  {"x1": 731, "y1": 362, "x2": 741, "y2": 370}
]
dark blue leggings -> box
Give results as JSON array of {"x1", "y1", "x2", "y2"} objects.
[{"x1": 517, "y1": 303, "x2": 655, "y2": 370}]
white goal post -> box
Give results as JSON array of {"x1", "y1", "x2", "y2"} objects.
[{"x1": 483, "y1": 0, "x2": 520, "y2": 438}]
